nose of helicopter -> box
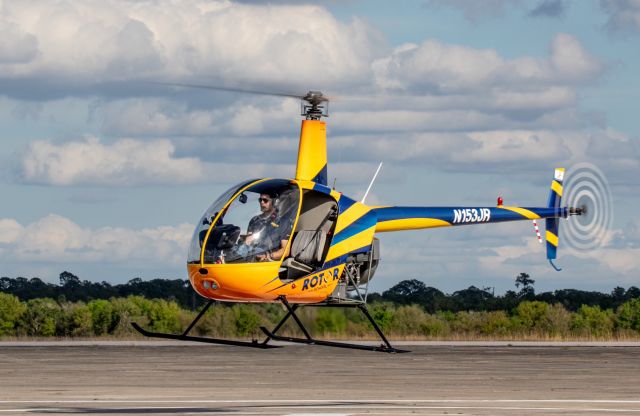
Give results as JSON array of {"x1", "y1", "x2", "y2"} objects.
[{"x1": 188, "y1": 263, "x2": 282, "y2": 302}]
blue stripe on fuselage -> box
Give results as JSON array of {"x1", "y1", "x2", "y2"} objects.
[
  {"x1": 312, "y1": 182, "x2": 332, "y2": 195},
  {"x1": 331, "y1": 210, "x2": 377, "y2": 246},
  {"x1": 311, "y1": 165, "x2": 328, "y2": 186},
  {"x1": 337, "y1": 194, "x2": 357, "y2": 213}
]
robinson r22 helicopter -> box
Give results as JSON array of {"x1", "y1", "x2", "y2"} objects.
[{"x1": 133, "y1": 87, "x2": 585, "y2": 353}]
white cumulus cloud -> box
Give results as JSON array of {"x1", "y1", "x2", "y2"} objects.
[
  {"x1": 20, "y1": 137, "x2": 211, "y2": 186},
  {"x1": 0, "y1": 214, "x2": 194, "y2": 266},
  {"x1": 0, "y1": 0, "x2": 385, "y2": 93},
  {"x1": 373, "y1": 34, "x2": 602, "y2": 93},
  {"x1": 601, "y1": 0, "x2": 640, "y2": 33}
]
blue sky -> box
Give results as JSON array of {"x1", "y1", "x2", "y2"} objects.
[{"x1": 0, "y1": 0, "x2": 638, "y2": 294}]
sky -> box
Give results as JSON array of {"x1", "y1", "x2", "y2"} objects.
[{"x1": 0, "y1": 0, "x2": 639, "y2": 295}]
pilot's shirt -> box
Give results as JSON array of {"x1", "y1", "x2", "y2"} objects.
[{"x1": 247, "y1": 212, "x2": 290, "y2": 250}]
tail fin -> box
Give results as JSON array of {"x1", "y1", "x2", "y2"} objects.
[{"x1": 546, "y1": 168, "x2": 565, "y2": 270}]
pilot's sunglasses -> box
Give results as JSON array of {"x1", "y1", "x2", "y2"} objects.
[{"x1": 259, "y1": 198, "x2": 271, "y2": 203}]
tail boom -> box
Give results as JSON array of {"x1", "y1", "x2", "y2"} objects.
[{"x1": 373, "y1": 206, "x2": 568, "y2": 233}]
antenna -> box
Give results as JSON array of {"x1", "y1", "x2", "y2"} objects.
[{"x1": 361, "y1": 162, "x2": 383, "y2": 204}]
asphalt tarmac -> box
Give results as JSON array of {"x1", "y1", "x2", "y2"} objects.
[{"x1": 1, "y1": 341, "x2": 639, "y2": 415}]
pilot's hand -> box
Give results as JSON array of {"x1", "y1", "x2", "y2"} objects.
[{"x1": 256, "y1": 251, "x2": 272, "y2": 262}]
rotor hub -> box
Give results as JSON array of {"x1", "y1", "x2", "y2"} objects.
[
  {"x1": 569, "y1": 205, "x2": 587, "y2": 216},
  {"x1": 301, "y1": 90, "x2": 329, "y2": 120}
]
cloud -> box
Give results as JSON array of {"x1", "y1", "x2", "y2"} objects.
[
  {"x1": 19, "y1": 137, "x2": 211, "y2": 186},
  {"x1": 16, "y1": 122, "x2": 636, "y2": 190},
  {"x1": 92, "y1": 32, "x2": 601, "y2": 143},
  {"x1": 0, "y1": 214, "x2": 193, "y2": 266},
  {"x1": 528, "y1": 0, "x2": 568, "y2": 18},
  {"x1": 600, "y1": 0, "x2": 640, "y2": 33},
  {"x1": 0, "y1": 219, "x2": 23, "y2": 244},
  {"x1": 17, "y1": 136, "x2": 306, "y2": 186},
  {"x1": 99, "y1": 96, "x2": 300, "y2": 137},
  {"x1": 424, "y1": 0, "x2": 570, "y2": 21},
  {"x1": 0, "y1": 20, "x2": 39, "y2": 64},
  {"x1": 373, "y1": 34, "x2": 602, "y2": 93},
  {"x1": 422, "y1": 0, "x2": 524, "y2": 22},
  {"x1": 331, "y1": 130, "x2": 570, "y2": 171},
  {"x1": 0, "y1": 1, "x2": 386, "y2": 99}
]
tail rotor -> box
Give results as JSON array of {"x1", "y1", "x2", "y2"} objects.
[{"x1": 564, "y1": 163, "x2": 613, "y2": 252}]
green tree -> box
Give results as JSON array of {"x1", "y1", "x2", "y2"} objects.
[
  {"x1": 233, "y1": 304, "x2": 261, "y2": 336},
  {"x1": 542, "y1": 303, "x2": 571, "y2": 337},
  {"x1": 616, "y1": 299, "x2": 640, "y2": 332},
  {"x1": 451, "y1": 286, "x2": 495, "y2": 311},
  {"x1": 315, "y1": 308, "x2": 347, "y2": 335},
  {"x1": 109, "y1": 296, "x2": 147, "y2": 336},
  {"x1": 60, "y1": 302, "x2": 93, "y2": 337},
  {"x1": 513, "y1": 301, "x2": 548, "y2": 332},
  {"x1": 422, "y1": 313, "x2": 450, "y2": 337},
  {"x1": 515, "y1": 272, "x2": 535, "y2": 299},
  {"x1": 369, "y1": 302, "x2": 395, "y2": 332},
  {"x1": 0, "y1": 293, "x2": 26, "y2": 336},
  {"x1": 19, "y1": 298, "x2": 61, "y2": 336},
  {"x1": 572, "y1": 305, "x2": 614, "y2": 337},
  {"x1": 88, "y1": 299, "x2": 115, "y2": 335},
  {"x1": 382, "y1": 279, "x2": 446, "y2": 313},
  {"x1": 390, "y1": 305, "x2": 427, "y2": 336},
  {"x1": 197, "y1": 304, "x2": 236, "y2": 337},
  {"x1": 147, "y1": 299, "x2": 182, "y2": 333}
]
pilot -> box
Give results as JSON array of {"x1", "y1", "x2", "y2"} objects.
[{"x1": 246, "y1": 192, "x2": 289, "y2": 261}]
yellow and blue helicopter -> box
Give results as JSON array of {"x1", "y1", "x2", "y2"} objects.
[{"x1": 133, "y1": 89, "x2": 584, "y2": 353}]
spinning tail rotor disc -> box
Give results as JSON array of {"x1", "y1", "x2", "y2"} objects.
[{"x1": 564, "y1": 163, "x2": 613, "y2": 251}]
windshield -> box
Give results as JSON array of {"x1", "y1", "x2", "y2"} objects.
[
  {"x1": 191, "y1": 179, "x2": 300, "y2": 265},
  {"x1": 187, "y1": 179, "x2": 258, "y2": 264}
]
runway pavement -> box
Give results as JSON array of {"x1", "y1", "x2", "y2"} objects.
[{"x1": 1, "y1": 341, "x2": 639, "y2": 415}]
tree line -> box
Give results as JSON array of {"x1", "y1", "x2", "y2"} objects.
[
  {"x1": 1, "y1": 292, "x2": 639, "y2": 339},
  {"x1": 1, "y1": 271, "x2": 639, "y2": 340},
  {"x1": 1, "y1": 271, "x2": 206, "y2": 309},
  {"x1": 2, "y1": 271, "x2": 638, "y2": 313},
  {"x1": 375, "y1": 274, "x2": 640, "y2": 313}
]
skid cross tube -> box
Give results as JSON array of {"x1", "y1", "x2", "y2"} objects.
[
  {"x1": 259, "y1": 303, "x2": 299, "y2": 345},
  {"x1": 259, "y1": 296, "x2": 409, "y2": 353},
  {"x1": 131, "y1": 300, "x2": 277, "y2": 349}
]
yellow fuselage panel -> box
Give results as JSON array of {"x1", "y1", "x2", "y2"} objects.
[
  {"x1": 188, "y1": 263, "x2": 344, "y2": 304},
  {"x1": 375, "y1": 218, "x2": 451, "y2": 232},
  {"x1": 295, "y1": 120, "x2": 327, "y2": 183}
]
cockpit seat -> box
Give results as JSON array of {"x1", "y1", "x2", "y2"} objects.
[{"x1": 281, "y1": 230, "x2": 326, "y2": 279}]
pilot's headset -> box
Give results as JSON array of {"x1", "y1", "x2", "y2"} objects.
[
  {"x1": 274, "y1": 189, "x2": 297, "y2": 224},
  {"x1": 279, "y1": 191, "x2": 301, "y2": 223},
  {"x1": 265, "y1": 191, "x2": 280, "y2": 218}
]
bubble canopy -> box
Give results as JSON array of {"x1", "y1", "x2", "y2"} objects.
[{"x1": 188, "y1": 179, "x2": 301, "y2": 265}]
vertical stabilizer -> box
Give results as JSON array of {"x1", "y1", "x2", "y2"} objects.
[
  {"x1": 546, "y1": 168, "x2": 564, "y2": 265},
  {"x1": 295, "y1": 119, "x2": 328, "y2": 185}
]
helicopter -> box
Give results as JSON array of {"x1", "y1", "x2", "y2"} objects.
[{"x1": 132, "y1": 87, "x2": 585, "y2": 353}]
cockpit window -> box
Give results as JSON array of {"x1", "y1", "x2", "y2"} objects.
[
  {"x1": 187, "y1": 179, "x2": 258, "y2": 264},
  {"x1": 189, "y1": 179, "x2": 300, "y2": 265}
]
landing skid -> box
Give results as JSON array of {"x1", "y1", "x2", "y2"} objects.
[
  {"x1": 132, "y1": 296, "x2": 408, "y2": 353},
  {"x1": 131, "y1": 300, "x2": 277, "y2": 349},
  {"x1": 261, "y1": 296, "x2": 409, "y2": 353}
]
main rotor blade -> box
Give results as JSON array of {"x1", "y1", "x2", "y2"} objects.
[{"x1": 152, "y1": 81, "x2": 305, "y2": 100}]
